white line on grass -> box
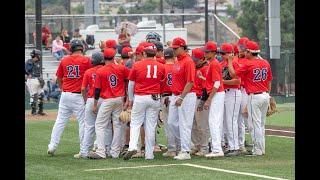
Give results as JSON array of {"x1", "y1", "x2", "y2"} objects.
[
  {"x1": 182, "y1": 163, "x2": 289, "y2": 180},
  {"x1": 265, "y1": 129, "x2": 295, "y2": 133},
  {"x1": 84, "y1": 164, "x2": 180, "y2": 172},
  {"x1": 85, "y1": 163, "x2": 289, "y2": 180},
  {"x1": 266, "y1": 134, "x2": 294, "y2": 139}
]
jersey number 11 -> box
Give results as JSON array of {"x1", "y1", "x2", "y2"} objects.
[{"x1": 146, "y1": 65, "x2": 157, "y2": 78}]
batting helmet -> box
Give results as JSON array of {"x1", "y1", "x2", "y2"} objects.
[
  {"x1": 70, "y1": 39, "x2": 84, "y2": 52},
  {"x1": 91, "y1": 51, "x2": 104, "y2": 65},
  {"x1": 146, "y1": 32, "x2": 161, "y2": 42},
  {"x1": 30, "y1": 49, "x2": 41, "y2": 58}
]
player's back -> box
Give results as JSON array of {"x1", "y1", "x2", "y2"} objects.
[
  {"x1": 56, "y1": 54, "x2": 92, "y2": 92},
  {"x1": 129, "y1": 59, "x2": 165, "y2": 95},
  {"x1": 82, "y1": 65, "x2": 103, "y2": 98},
  {"x1": 161, "y1": 63, "x2": 174, "y2": 94},
  {"x1": 95, "y1": 63, "x2": 129, "y2": 99}
]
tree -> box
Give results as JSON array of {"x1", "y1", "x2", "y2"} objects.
[
  {"x1": 226, "y1": 4, "x2": 238, "y2": 19},
  {"x1": 43, "y1": 5, "x2": 68, "y2": 14},
  {"x1": 71, "y1": 4, "x2": 84, "y2": 14},
  {"x1": 165, "y1": 0, "x2": 197, "y2": 9},
  {"x1": 118, "y1": 6, "x2": 126, "y2": 14}
]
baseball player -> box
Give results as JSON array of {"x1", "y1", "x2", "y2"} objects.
[
  {"x1": 120, "y1": 47, "x2": 134, "y2": 68},
  {"x1": 190, "y1": 48, "x2": 210, "y2": 157},
  {"x1": 25, "y1": 49, "x2": 46, "y2": 116},
  {"x1": 160, "y1": 48, "x2": 177, "y2": 157},
  {"x1": 152, "y1": 41, "x2": 166, "y2": 64},
  {"x1": 123, "y1": 42, "x2": 165, "y2": 160},
  {"x1": 227, "y1": 40, "x2": 273, "y2": 156},
  {"x1": 74, "y1": 51, "x2": 105, "y2": 158},
  {"x1": 219, "y1": 43, "x2": 242, "y2": 156},
  {"x1": 47, "y1": 39, "x2": 92, "y2": 156},
  {"x1": 167, "y1": 37, "x2": 196, "y2": 160},
  {"x1": 88, "y1": 48, "x2": 130, "y2": 159},
  {"x1": 202, "y1": 41, "x2": 226, "y2": 158},
  {"x1": 235, "y1": 37, "x2": 254, "y2": 150}
]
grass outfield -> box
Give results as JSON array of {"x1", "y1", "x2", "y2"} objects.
[
  {"x1": 26, "y1": 120, "x2": 294, "y2": 180},
  {"x1": 266, "y1": 103, "x2": 295, "y2": 128}
]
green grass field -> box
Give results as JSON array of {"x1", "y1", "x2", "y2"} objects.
[
  {"x1": 26, "y1": 119, "x2": 295, "y2": 180},
  {"x1": 266, "y1": 103, "x2": 295, "y2": 127}
]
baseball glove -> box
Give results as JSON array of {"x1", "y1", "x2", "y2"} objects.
[
  {"x1": 266, "y1": 97, "x2": 277, "y2": 117},
  {"x1": 119, "y1": 109, "x2": 131, "y2": 124}
]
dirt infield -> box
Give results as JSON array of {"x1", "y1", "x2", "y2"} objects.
[{"x1": 25, "y1": 111, "x2": 294, "y2": 138}]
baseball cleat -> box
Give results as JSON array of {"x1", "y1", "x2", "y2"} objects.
[
  {"x1": 88, "y1": 152, "x2": 105, "y2": 159},
  {"x1": 132, "y1": 151, "x2": 144, "y2": 158},
  {"x1": 194, "y1": 151, "x2": 206, "y2": 157},
  {"x1": 173, "y1": 152, "x2": 191, "y2": 160},
  {"x1": 225, "y1": 150, "x2": 240, "y2": 157},
  {"x1": 47, "y1": 149, "x2": 55, "y2": 156},
  {"x1": 74, "y1": 153, "x2": 88, "y2": 159},
  {"x1": 205, "y1": 151, "x2": 224, "y2": 158},
  {"x1": 123, "y1": 150, "x2": 137, "y2": 160},
  {"x1": 239, "y1": 147, "x2": 248, "y2": 154},
  {"x1": 162, "y1": 151, "x2": 176, "y2": 157}
]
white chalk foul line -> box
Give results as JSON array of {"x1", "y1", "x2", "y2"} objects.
[
  {"x1": 84, "y1": 164, "x2": 180, "y2": 172},
  {"x1": 266, "y1": 134, "x2": 294, "y2": 139},
  {"x1": 85, "y1": 163, "x2": 289, "y2": 180},
  {"x1": 182, "y1": 163, "x2": 289, "y2": 180},
  {"x1": 265, "y1": 129, "x2": 295, "y2": 133}
]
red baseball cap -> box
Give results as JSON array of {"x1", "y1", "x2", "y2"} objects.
[
  {"x1": 171, "y1": 37, "x2": 187, "y2": 48},
  {"x1": 204, "y1": 41, "x2": 217, "y2": 52},
  {"x1": 105, "y1": 39, "x2": 117, "y2": 49},
  {"x1": 233, "y1": 43, "x2": 239, "y2": 54},
  {"x1": 246, "y1": 41, "x2": 260, "y2": 53},
  {"x1": 121, "y1": 47, "x2": 132, "y2": 56},
  {"x1": 191, "y1": 48, "x2": 205, "y2": 61},
  {"x1": 219, "y1": 43, "x2": 233, "y2": 54},
  {"x1": 135, "y1": 45, "x2": 144, "y2": 55},
  {"x1": 104, "y1": 48, "x2": 116, "y2": 58},
  {"x1": 237, "y1": 37, "x2": 249, "y2": 50},
  {"x1": 143, "y1": 42, "x2": 157, "y2": 52}
]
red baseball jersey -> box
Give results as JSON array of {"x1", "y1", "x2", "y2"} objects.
[
  {"x1": 235, "y1": 58, "x2": 273, "y2": 94},
  {"x1": 235, "y1": 57, "x2": 248, "y2": 87},
  {"x1": 128, "y1": 59, "x2": 165, "y2": 95},
  {"x1": 191, "y1": 63, "x2": 209, "y2": 96},
  {"x1": 156, "y1": 56, "x2": 166, "y2": 64},
  {"x1": 95, "y1": 63, "x2": 130, "y2": 99},
  {"x1": 220, "y1": 59, "x2": 241, "y2": 89},
  {"x1": 205, "y1": 58, "x2": 224, "y2": 93},
  {"x1": 171, "y1": 53, "x2": 196, "y2": 95},
  {"x1": 81, "y1": 65, "x2": 103, "y2": 98},
  {"x1": 161, "y1": 63, "x2": 174, "y2": 94},
  {"x1": 56, "y1": 54, "x2": 92, "y2": 92}
]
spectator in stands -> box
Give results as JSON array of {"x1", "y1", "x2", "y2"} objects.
[
  {"x1": 117, "y1": 27, "x2": 131, "y2": 54},
  {"x1": 47, "y1": 78, "x2": 61, "y2": 102},
  {"x1": 32, "y1": 25, "x2": 52, "y2": 50},
  {"x1": 72, "y1": 28, "x2": 88, "y2": 53},
  {"x1": 60, "y1": 29, "x2": 71, "y2": 51},
  {"x1": 52, "y1": 36, "x2": 67, "y2": 61}
]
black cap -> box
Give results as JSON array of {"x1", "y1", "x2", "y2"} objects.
[
  {"x1": 164, "y1": 48, "x2": 174, "y2": 58},
  {"x1": 151, "y1": 40, "x2": 163, "y2": 51}
]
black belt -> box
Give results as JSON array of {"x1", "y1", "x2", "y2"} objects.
[
  {"x1": 162, "y1": 93, "x2": 172, "y2": 97},
  {"x1": 64, "y1": 91, "x2": 81, "y2": 94},
  {"x1": 224, "y1": 88, "x2": 239, "y2": 92},
  {"x1": 248, "y1": 92, "x2": 266, "y2": 95}
]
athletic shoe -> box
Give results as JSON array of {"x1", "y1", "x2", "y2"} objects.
[
  {"x1": 74, "y1": 153, "x2": 88, "y2": 159},
  {"x1": 239, "y1": 147, "x2": 248, "y2": 154},
  {"x1": 132, "y1": 151, "x2": 144, "y2": 158},
  {"x1": 225, "y1": 150, "x2": 240, "y2": 157},
  {"x1": 205, "y1": 151, "x2": 224, "y2": 158},
  {"x1": 190, "y1": 149, "x2": 199, "y2": 155},
  {"x1": 173, "y1": 152, "x2": 191, "y2": 160},
  {"x1": 153, "y1": 145, "x2": 162, "y2": 152},
  {"x1": 88, "y1": 152, "x2": 105, "y2": 159},
  {"x1": 162, "y1": 151, "x2": 176, "y2": 157},
  {"x1": 194, "y1": 151, "x2": 205, "y2": 157},
  {"x1": 123, "y1": 150, "x2": 137, "y2": 160},
  {"x1": 47, "y1": 148, "x2": 55, "y2": 156},
  {"x1": 245, "y1": 151, "x2": 262, "y2": 156}
]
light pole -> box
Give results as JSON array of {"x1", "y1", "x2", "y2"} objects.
[
  {"x1": 205, "y1": 0, "x2": 208, "y2": 42},
  {"x1": 35, "y1": 0, "x2": 42, "y2": 77}
]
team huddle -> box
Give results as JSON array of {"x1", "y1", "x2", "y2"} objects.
[{"x1": 46, "y1": 32, "x2": 273, "y2": 160}]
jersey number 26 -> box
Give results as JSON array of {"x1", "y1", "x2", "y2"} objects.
[{"x1": 253, "y1": 68, "x2": 267, "y2": 82}]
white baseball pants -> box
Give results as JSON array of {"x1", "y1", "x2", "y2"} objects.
[
  {"x1": 238, "y1": 87, "x2": 249, "y2": 148},
  {"x1": 247, "y1": 92, "x2": 270, "y2": 155},
  {"x1": 167, "y1": 93, "x2": 197, "y2": 153},
  {"x1": 26, "y1": 78, "x2": 43, "y2": 96},
  {"x1": 191, "y1": 98, "x2": 210, "y2": 153},
  {"x1": 208, "y1": 91, "x2": 225, "y2": 153},
  {"x1": 95, "y1": 96, "x2": 124, "y2": 158},
  {"x1": 160, "y1": 97, "x2": 176, "y2": 152},
  {"x1": 48, "y1": 92, "x2": 86, "y2": 152},
  {"x1": 224, "y1": 89, "x2": 242, "y2": 150},
  {"x1": 80, "y1": 97, "x2": 102, "y2": 156},
  {"x1": 128, "y1": 95, "x2": 161, "y2": 159}
]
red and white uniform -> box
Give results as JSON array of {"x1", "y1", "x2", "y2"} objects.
[
  {"x1": 205, "y1": 58, "x2": 226, "y2": 154},
  {"x1": 128, "y1": 59, "x2": 165, "y2": 159},
  {"x1": 191, "y1": 64, "x2": 209, "y2": 97},
  {"x1": 161, "y1": 63, "x2": 174, "y2": 94},
  {"x1": 48, "y1": 54, "x2": 92, "y2": 154},
  {"x1": 167, "y1": 53, "x2": 197, "y2": 153},
  {"x1": 81, "y1": 65, "x2": 104, "y2": 157},
  {"x1": 156, "y1": 56, "x2": 166, "y2": 64},
  {"x1": 94, "y1": 63, "x2": 130, "y2": 158},
  {"x1": 235, "y1": 58, "x2": 273, "y2": 155}
]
